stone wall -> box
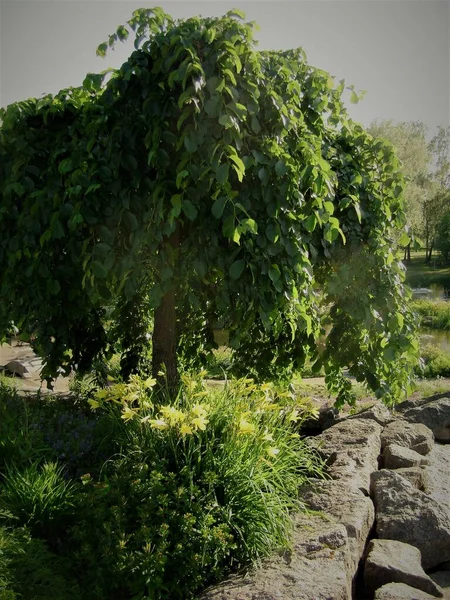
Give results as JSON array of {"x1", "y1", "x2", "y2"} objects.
[{"x1": 200, "y1": 396, "x2": 450, "y2": 599}]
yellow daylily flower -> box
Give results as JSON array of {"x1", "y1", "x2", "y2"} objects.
[
  {"x1": 121, "y1": 407, "x2": 138, "y2": 421},
  {"x1": 262, "y1": 431, "x2": 274, "y2": 442},
  {"x1": 149, "y1": 419, "x2": 169, "y2": 430},
  {"x1": 144, "y1": 377, "x2": 157, "y2": 389},
  {"x1": 180, "y1": 423, "x2": 193, "y2": 436},
  {"x1": 267, "y1": 447, "x2": 280, "y2": 458},
  {"x1": 191, "y1": 403, "x2": 210, "y2": 417},
  {"x1": 191, "y1": 415, "x2": 209, "y2": 431},
  {"x1": 160, "y1": 405, "x2": 185, "y2": 425},
  {"x1": 88, "y1": 399, "x2": 101, "y2": 410},
  {"x1": 238, "y1": 418, "x2": 255, "y2": 435}
]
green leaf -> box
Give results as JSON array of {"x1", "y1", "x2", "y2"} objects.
[
  {"x1": 251, "y1": 116, "x2": 261, "y2": 134},
  {"x1": 48, "y1": 279, "x2": 61, "y2": 296},
  {"x1": 350, "y1": 90, "x2": 359, "y2": 104},
  {"x1": 58, "y1": 159, "x2": 73, "y2": 174},
  {"x1": 212, "y1": 196, "x2": 227, "y2": 219},
  {"x1": 229, "y1": 259, "x2": 245, "y2": 280},
  {"x1": 229, "y1": 155, "x2": 245, "y2": 181},
  {"x1": 182, "y1": 200, "x2": 198, "y2": 221},
  {"x1": 96, "y1": 43, "x2": 108, "y2": 57},
  {"x1": 123, "y1": 211, "x2": 138, "y2": 231},
  {"x1": 205, "y1": 95, "x2": 221, "y2": 118},
  {"x1": 216, "y1": 163, "x2": 229, "y2": 185},
  {"x1": 226, "y1": 8, "x2": 246, "y2": 19},
  {"x1": 176, "y1": 170, "x2": 189, "y2": 189},
  {"x1": 184, "y1": 133, "x2": 198, "y2": 153},
  {"x1": 268, "y1": 264, "x2": 281, "y2": 283},
  {"x1": 275, "y1": 160, "x2": 288, "y2": 177},
  {"x1": 92, "y1": 261, "x2": 108, "y2": 279},
  {"x1": 303, "y1": 214, "x2": 317, "y2": 232},
  {"x1": 219, "y1": 114, "x2": 234, "y2": 129}
]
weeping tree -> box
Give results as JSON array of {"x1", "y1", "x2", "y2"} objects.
[{"x1": 0, "y1": 8, "x2": 418, "y2": 405}]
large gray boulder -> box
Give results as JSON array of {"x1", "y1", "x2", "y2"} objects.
[
  {"x1": 308, "y1": 418, "x2": 382, "y2": 493},
  {"x1": 364, "y1": 539, "x2": 443, "y2": 597},
  {"x1": 301, "y1": 479, "x2": 375, "y2": 577},
  {"x1": 422, "y1": 444, "x2": 450, "y2": 518},
  {"x1": 381, "y1": 420, "x2": 434, "y2": 455},
  {"x1": 371, "y1": 469, "x2": 450, "y2": 569},
  {"x1": 200, "y1": 514, "x2": 353, "y2": 600},
  {"x1": 403, "y1": 398, "x2": 450, "y2": 443},
  {"x1": 337, "y1": 403, "x2": 394, "y2": 427},
  {"x1": 394, "y1": 466, "x2": 426, "y2": 489},
  {"x1": 374, "y1": 582, "x2": 440, "y2": 600},
  {"x1": 383, "y1": 444, "x2": 430, "y2": 469}
]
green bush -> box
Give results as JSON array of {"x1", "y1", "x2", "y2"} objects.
[
  {"x1": 0, "y1": 523, "x2": 79, "y2": 599},
  {"x1": 412, "y1": 299, "x2": 450, "y2": 330},
  {"x1": 68, "y1": 375, "x2": 324, "y2": 599},
  {"x1": 416, "y1": 344, "x2": 450, "y2": 378},
  {"x1": 0, "y1": 461, "x2": 77, "y2": 541}
]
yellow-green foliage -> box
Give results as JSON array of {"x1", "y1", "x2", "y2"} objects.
[
  {"x1": 75, "y1": 373, "x2": 324, "y2": 599},
  {"x1": 412, "y1": 299, "x2": 450, "y2": 330}
]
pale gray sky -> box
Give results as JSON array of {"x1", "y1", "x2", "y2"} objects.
[{"x1": 0, "y1": 0, "x2": 449, "y2": 134}]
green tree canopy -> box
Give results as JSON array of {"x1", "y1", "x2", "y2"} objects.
[{"x1": 0, "y1": 8, "x2": 418, "y2": 405}]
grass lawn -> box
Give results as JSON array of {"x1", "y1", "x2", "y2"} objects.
[{"x1": 405, "y1": 251, "x2": 450, "y2": 290}]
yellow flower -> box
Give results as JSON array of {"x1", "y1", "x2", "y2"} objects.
[
  {"x1": 191, "y1": 415, "x2": 209, "y2": 431},
  {"x1": 191, "y1": 403, "x2": 210, "y2": 417},
  {"x1": 267, "y1": 447, "x2": 280, "y2": 458},
  {"x1": 149, "y1": 419, "x2": 169, "y2": 430},
  {"x1": 88, "y1": 399, "x2": 101, "y2": 410},
  {"x1": 262, "y1": 431, "x2": 274, "y2": 442},
  {"x1": 121, "y1": 407, "x2": 138, "y2": 421},
  {"x1": 144, "y1": 377, "x2": 157, "y2": 389},
  {"x1": 180, "y1": 423, "x2": 193, "y2": 436},
  {"x1": 238, "y1": 418, "x2": 255, "y2": 435},
  {"x1": 160, "y1": 405, "x2": 185, "y2": 425}
]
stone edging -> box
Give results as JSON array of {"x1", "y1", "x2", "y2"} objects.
[{"x1": 200, "y1": 397, "x2": 450, "y2": 599}]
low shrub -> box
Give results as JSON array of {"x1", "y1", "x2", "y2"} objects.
[
  {"x1": 0, "y1": 521, "x2": 79, "y2": 599},
  {"x1": 416, "y1": 344, "x2": 450, "y2": 378},
  {"x1": 68, "y1": 374, "x2": 324, "y2": 599},
  {"x1": 412, "y1": 299, "x2": 450, "y2": 330}
]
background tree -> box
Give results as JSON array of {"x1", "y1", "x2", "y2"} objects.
[
  {"x1": 367, "y1": 120, "x2": 430, "y2": 262},
  {"x1": 0, "y1": 8, "x2": 419, "y2": 405},
  {"x1": 368, "y1": 120, "x2": 450, "y2": 263}
]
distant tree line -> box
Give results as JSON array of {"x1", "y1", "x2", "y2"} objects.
[{"x1": 368, "y1": 121, "x2": 450, "y2": 263}]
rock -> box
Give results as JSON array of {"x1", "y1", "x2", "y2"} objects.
[
  {"x1": 422, "y1": 444, "x2": 450, "y2": 518},
  {"x1": 403, "y1": 398, "x2": 450, "y2": 443},
  {"x1": 394, "y1": 466, "x2": 425, "y2": 489},
  {"x1": 308, "y1": 418, "x2": 382, "y2": 493},
  {"x1": 383, "y1": 444, "x2": 430, "y2": 469},
  {"x1": 301, "y1": 479, "x2": 375, "y2": 577},
  {"x1": 371, "y1": 469, "x2": 450, "y2": 569},
  {"x1": 4, "y1": 359, "x2": 30, "y2": 378},
  {"x1": 374, "y1": 582, "x2": 440, "y2": 599},
  {"x1": 381, "y1": 420, "x2": 434, "y2": 455},
  {"x1": 364, "y1": 539, "x2": 443, "y2": 597},
  {"x1": 430, "y1": 571, "x2": 450, "y2": 597},
  {"x1": 338, "y1": 403, "x2": 394, "y2": 427},
  {"x1": 199, "y1": 514, "x2": 353, "y2": 600}
]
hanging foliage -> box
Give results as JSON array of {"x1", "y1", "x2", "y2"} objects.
[{"x1": 0, "y1": 7, "x2": 419, "y2": 405}]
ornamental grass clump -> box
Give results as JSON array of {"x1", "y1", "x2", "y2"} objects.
[{"x1": 72, "y1": 374, "x2": 324, "y2": 599}]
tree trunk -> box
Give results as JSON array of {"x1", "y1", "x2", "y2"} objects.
[
  {"x1": 152, "y1": 287, "x2": 178, "y2": 391},
  {"x1": 151, "y1": 224, "x2": 181, "y2": 392}
]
